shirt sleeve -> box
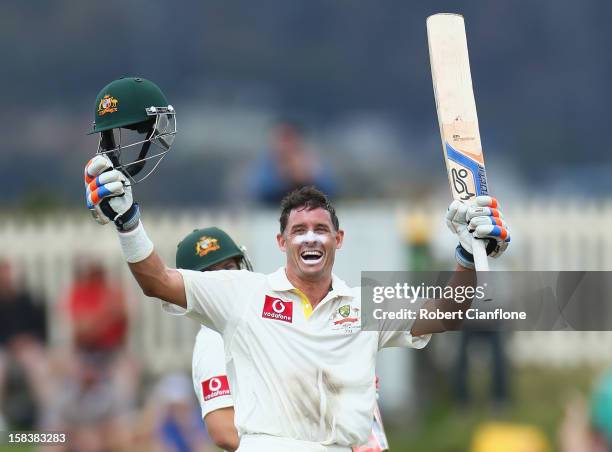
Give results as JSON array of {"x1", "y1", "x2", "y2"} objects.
[
  {"x1": 376, "y1": 297, "x2": 432, "y2": 350},
  {"x1": 192, "y1": 327, "x2": 234, "y2": 419},
  {"x1": 377, "y1": 330, "x2": 431, "y2": 350},
  {"x1": 161, "y1": 269, "x2": 258, "y2": 333}
]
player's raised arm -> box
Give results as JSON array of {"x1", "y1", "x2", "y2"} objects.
[
  {"x1": 84, "y1": 155, "x2": 187, "y2": 308},
  {"x1": 83, "y1": 77, "x2": 185, "y2": 308},
  {"x1": 410, "y1": 195, "x2": 510, "y2": 336}
]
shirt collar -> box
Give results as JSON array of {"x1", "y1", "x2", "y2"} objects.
[
  {"x1": 267, "y1": 267, "x2": 354, "y2": 298},
  {"x1": 267, "y1": 267, "x2": 294, "y2": 291}
]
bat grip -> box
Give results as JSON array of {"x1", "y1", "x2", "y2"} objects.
[{"x1": 472, "y1": 237, "x2": 489, "y2": 271}]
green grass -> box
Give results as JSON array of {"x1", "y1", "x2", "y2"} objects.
[{"x1": 384, "y1": 366, "x2": 599, "y2": 452}]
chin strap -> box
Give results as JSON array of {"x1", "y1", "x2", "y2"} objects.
[{"x1": 124, "y1": 140, "x2": 152, "y2": 177}]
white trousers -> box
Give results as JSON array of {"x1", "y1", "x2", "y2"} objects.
[{"x1": 238, "y1": 434, "x2": 352, "y2": 452}]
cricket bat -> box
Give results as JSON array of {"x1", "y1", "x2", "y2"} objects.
[{"x1": 427, "y1": 13, "x2": 490, "y2": 271}]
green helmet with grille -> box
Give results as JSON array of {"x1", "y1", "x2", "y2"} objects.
[
  {"x1": 176, "y1": 227, "x2": 253, "y2": 272},
  {"x1": 89, "y1": 77, "x2": 176, "y2": 184}
]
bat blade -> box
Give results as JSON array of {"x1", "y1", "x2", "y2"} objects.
[{"x1": 427, "y1": 13, "x2": 490, "y2": 271}]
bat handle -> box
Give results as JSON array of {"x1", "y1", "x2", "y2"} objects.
[{"x1": 472, "y1": 237, "x2": 489, "y2": 271}]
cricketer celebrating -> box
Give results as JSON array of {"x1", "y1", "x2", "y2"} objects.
[
  {"x1": 177, "y1": 227, "x2": 250, "y2": 452},
  {"x1": 83, "y1": 77, "x2": 510, "y2": 451},
  {"x1": 177, "y1": 227, "x2": 390, "y2": 452}
]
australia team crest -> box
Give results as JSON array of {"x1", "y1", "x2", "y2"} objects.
[
  {"x1": 196, "y1": 236, "x2": 221, "y2": 257},
  {"x1": 331, "y1": 303, "x2": 361, "y2": 334},
  {"x1": 98, "y1": 94, "x2": 119, "y2": 116}
]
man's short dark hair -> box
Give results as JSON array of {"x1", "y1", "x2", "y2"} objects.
[{"x1": 279, "y1": 186, "x2": 339, "y2": 233}]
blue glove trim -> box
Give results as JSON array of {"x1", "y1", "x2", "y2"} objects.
[
  {"x1": 114, "y1": 203, "x2": 140, "y2": 232},
  {"x1": 455, "y1": 244, "x2": 475, "y2": 270}
]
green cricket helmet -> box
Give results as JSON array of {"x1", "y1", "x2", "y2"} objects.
[
  {"x1": 89, "y1": 77, "x2": 176, "y2": 184},
  {"x1": 176, "y1": 227, "x2": 253, "y2": 272}
]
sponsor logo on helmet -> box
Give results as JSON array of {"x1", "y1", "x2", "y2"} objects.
[
  {"x1": 98, "y1": 94, "x2": 119, "y2": 116},
  {"x1": 195, "y1": 236, "x2": 221, "y2": 257}
]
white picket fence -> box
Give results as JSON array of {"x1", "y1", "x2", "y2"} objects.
[{"x1": 1, "y1": 201, "x2": 611, "y2": 373}]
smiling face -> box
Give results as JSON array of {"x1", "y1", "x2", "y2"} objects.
[{"x1": 277, "y1": 207, "x2": 344, "y2": 283}]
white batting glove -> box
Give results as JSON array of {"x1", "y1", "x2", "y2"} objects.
[
  {"x1": 446, "y1": 196, "x2": 510, "y2": 267},
  {"x1": 84, "y1": 155, "x2": 140, "y2": 231}
]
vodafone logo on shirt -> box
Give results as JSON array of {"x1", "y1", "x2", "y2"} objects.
[
  {"x1": 262, "y1": 295, "x2": 293, "y2": 323},
  {"x1": 202, "y1": 375, "x2": 231, "y2": 401}
]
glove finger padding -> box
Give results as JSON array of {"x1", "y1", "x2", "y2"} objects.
[
  {"x1": 86, "y1": 181, "x2": 125, "y2": 209},
  {"x1": 468, "y1": 215, "x2": 507, "y2": 230},
  {"x1": 468, "y1": 196, "x2": 511, "y2": 257},
  {"x1": 473, "y1": 195, "x2": 498, "y2": 208},
  {"x1": 473, "y1": 224, "x2": 510, "y2": 241},
  {"x1": 446, "y1": 195, "x2": 510, "y2": 260},
  {"x1": 466, "y1": 205, "x2": 502, "y2": 222},
  {"x1": 84, "y1": 155, "x2": 112, "y2": 184},
  {"x1": 85, "y1": 170, "x2": 126, "y2": 208},
  {"x1": 86, "y1": 169, "x2": 125, "y2": 193},
  {"x1": 83, "y1": 155, "x2": 137, "y2": 229},
  {"x1": 474, "y1": 224, "x2": 510, "y2": 257}
]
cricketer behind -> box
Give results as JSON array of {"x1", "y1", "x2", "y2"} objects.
[
  {"x1": 83, "y1": 77, "x2": 511, "y2": 451},
  {"x1": 177, "y1": 227, "x2": 390, "y2": 452},
  {"x1": 177, "y1": 227, "x2": 250, "y2": 452}
]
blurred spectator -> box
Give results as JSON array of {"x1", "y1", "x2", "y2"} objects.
[
  {"x1": 591, "y1": 370, "x2": 612, "y2": 449},
  {"x1": 50, "y1": 356, "x2": 131, "y2": 452},
  {"x1": 49, "y1": 260, "x2": 139, "y2": 451},
  {"x1": 454, "y1": 330, "x2": 509, "y2": 406},
  {"x1": 136, "y1": 373, "x2": 214, "y2": 452},
  {"x1": 559, "y1": 369, "x2": 612, "y2": 452},
  {"x1": 64, "y1": 261, "x2": 128, "y2": 354},
  {"x1": 250, "y1": 120, "x2": 336, "y2": 205},
  {"x1": 0, "y1": 259, "x2": 50, "y2": 428}
]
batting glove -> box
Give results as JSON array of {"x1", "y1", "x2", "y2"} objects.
[
  {"x1": 84, "y1": 155, "x2": 140, "y2": 232},
  {"x1": 446, "y1": 196, "x2": 510, "y2": 268}
]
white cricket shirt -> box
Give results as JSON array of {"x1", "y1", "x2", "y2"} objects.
[
  {"x1": 167, "y1": 267, "x2": 430, "y2": 447},
  {"x1": 192, "y1": 326, "x2": 234, "y2": 419}
]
